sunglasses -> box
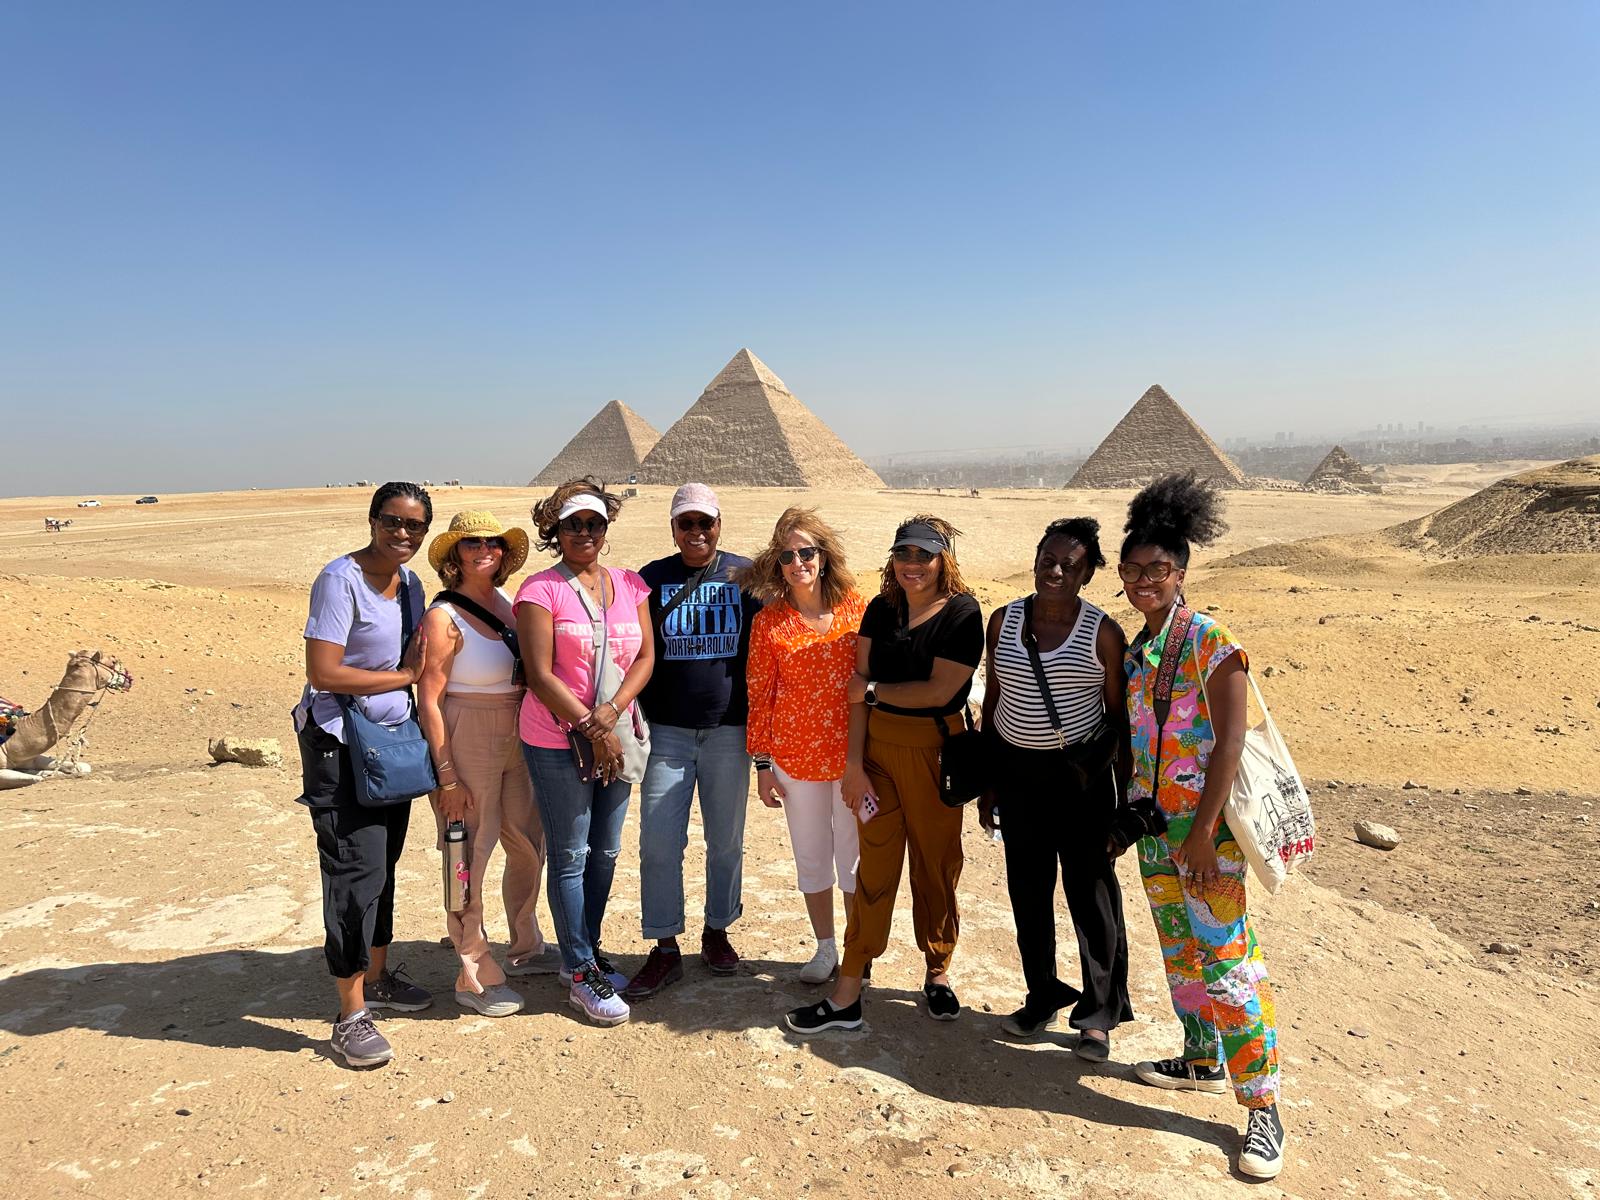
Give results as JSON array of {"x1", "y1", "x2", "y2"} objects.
[
  {"x1": 1117, "y1": 561, "x2": 1178, "y2": 584},
  {"x1": 675, "y1": 515, "x2": 717, "y2": 533},
  {"x1": 778, "y1": 546, "x2": 821, "y2": 566},
  {"x1": 459, "y1": 536, "x2": 507, "y2": 552},
  {"x1": 558, "y1": 515, "x2": 609, "y2": 536},
  {"x1": 376, "y1": 514, "x2": 430, "y2": 537},
  {"x1": 891, "y1": 546, "x2": 936, "y2": 565}
]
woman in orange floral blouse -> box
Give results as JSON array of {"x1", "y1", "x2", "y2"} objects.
[{"x1": 740, "y1": 507, "x2": 867, "y2": 984}]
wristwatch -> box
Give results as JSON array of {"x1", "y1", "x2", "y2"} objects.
[{"x1": 864, "y1": 680, "x2": 880, "y2": 707}]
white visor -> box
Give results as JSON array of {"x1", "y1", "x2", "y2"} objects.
[{"x1": 557, "y1": 494, "x2": 608, "y2": 522}]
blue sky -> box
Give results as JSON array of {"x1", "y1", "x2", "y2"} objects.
[{"x1": 2, "y1": 2, "x2": 1596, "y2": 494}]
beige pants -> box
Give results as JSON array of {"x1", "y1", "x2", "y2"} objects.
[{"x1": 434, "y1": 692, "x2": 547, "y2": 992}]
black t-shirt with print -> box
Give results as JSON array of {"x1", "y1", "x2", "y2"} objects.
[
  {"x1": 860, "y1": 592, "x2": 984, "y2": 717},
  {"x1": 638, "y1": 551, "x2": 761, "y2": 729}
]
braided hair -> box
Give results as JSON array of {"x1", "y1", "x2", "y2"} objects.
[{"x1": 368, "y1": 481, "x2": 433, "y2": 525}]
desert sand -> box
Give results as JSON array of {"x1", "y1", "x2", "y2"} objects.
[{"x1": 1, "y1": 469, "x2": 1595, "y2": 1199}]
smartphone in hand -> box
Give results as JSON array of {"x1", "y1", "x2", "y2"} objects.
[{"x1": 860, "y1": 792, "x2": 879, "y2": 822}]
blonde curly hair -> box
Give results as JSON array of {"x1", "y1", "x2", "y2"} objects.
[{"x1": 736, "y1": 506, "x2": 857, "y2": 608}]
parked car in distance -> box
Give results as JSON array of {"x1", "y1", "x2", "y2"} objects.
[
  {"x1": 77, "y1": 499, "x2": 101, "y2": 507},
  {"x1": 135, "y1": 496, "x2": 159, "y2": 504}
]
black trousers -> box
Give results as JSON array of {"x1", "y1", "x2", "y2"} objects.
[
  {"x1": 996, "y1": 739, "x2": 1133, "y2": 1031},
  {"x1": 299, "y1": 722, "x2": 412, "y2": 978}
]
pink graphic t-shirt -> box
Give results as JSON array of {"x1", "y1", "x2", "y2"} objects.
[{"x1": 513, "y1": 565, "x2": 651, "y2": 748}]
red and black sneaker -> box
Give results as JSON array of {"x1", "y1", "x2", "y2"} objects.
[{"x1": 700, "y1": 927, "x2": 740, "y2": 976}]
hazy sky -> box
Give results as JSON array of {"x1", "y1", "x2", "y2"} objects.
[{"x1": 3, "y1": 3, "x2": 1596, "y2": 495}]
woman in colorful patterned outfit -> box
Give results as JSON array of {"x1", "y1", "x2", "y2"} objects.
[
  {"x1": 1117, "y1": 472, "x2": 1287, "y2": 1181},
  {"x1": 740, "y1": 507, "x2": 866, "y2": 984}
]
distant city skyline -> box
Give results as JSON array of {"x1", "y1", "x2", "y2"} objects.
[{"x1": 2, "y1": 3, "x2": 1596, "y2": 496}]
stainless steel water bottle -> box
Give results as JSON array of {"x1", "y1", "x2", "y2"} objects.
[{"x1": 444, "y1": 820, "x2": 469, "y2": 912}]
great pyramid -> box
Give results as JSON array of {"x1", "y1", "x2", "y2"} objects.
[
  {"x1": 1067, "y1": 385, "x2": 1247, "y2": 489},
  {"x1": 1305, "y1": 445, "x2": 1381, "y2": 493},
  {"x1": 529, "y1": 400, "x2": 660, "y2": 487},
  {"x1": 1383, "y1": 454, "x2": 1600, "y2": 556},
  {"x1": 638, "y1": 349, "x2": 885, "y2": 488}
]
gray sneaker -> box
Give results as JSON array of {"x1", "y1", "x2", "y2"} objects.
[
  {"x1": 505, "y1": 947, "x2": 560, "y2": 976},
  {"x1": 455, "y1": 984, "x2": 524, "y2": 1018},
  {"x1": 365, "y1": 963, "x2": 433, "y2": 1012},
  {"x1": 331, "y1": 1009, "x2": 393, "y2": 1067}
]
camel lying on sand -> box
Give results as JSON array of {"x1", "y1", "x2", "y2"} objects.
[{"x1": 0, "y1": 650, "x2": 132, "y2": 789}]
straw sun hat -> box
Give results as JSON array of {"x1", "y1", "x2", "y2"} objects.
[{"x1": 427, "y1": 511, "x2": 530, "y2": 577}]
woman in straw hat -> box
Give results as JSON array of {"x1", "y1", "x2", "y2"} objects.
[{"x1": 417, "y1": 512, "x2": 551, "y2": 1018}]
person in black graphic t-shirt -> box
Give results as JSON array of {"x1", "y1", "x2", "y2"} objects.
[{"x1": 625, "y1": 483, "x2": 762, "y2": 999}]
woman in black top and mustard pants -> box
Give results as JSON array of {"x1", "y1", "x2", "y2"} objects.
[{"x1": 785, "y1": 516, "x2": 984, "y2": 1034}]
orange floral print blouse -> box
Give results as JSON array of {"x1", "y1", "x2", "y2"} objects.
[{"x1": 745, "y1": 590, "x2": 867, "y2": 782}]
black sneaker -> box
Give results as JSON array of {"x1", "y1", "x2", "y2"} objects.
[
  {"x1": 1133, "y1": 1056, "x2": 1229, "y2": 1094},
  {"x1": 1001, "y1": 1000, "x2": 1061, "y2": 1039},
  {"x1": 784, "y1": 997, "x2": 863, "y2": 1034},
  {"x1": 923, "y1": 982, "x2": 960, "y2": 1022},
  {"x1": 365, "y1": 964, "x2": 433, "y2": 1012},
  {"x1": 1239, "y1": 1104, "x2": 1286, "y2": 1179}
]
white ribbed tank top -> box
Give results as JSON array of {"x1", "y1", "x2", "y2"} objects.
[
  {"x1": 992, "y1": 597, "x2": 1106, "y2": 748},
  {"x1": 436, "y1": 597, "x2": 519, "y2": 694}
]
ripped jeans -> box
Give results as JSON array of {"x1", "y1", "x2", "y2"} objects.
[{"x1": 522, "y1": 743, "x2": 633, "y2": 973}]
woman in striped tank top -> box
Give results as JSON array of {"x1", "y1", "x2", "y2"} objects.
[{"x1": 978, "y1": 516, "x2": 1134, "y2": 1061}]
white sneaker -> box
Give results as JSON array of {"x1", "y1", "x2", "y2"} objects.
[
  {"x1": 1238, "y1": 1105, "x2": 1286, "y2": 1179},
  {"x1": 455, "y1": 984, "x2": 524, "y2": 1018},
  {"x1": 798, "y1": 940, "x2": 838, "y2": 984},
  {"x1": 567, "y1": 964, "x2": 630, "y2": 1027},
  {"x1": 560, "y1": 951, "x2": 627, "y2": 992}
]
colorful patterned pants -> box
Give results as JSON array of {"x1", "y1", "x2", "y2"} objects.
[{"x1": 1138, "y1": 816, "x2": 1279, "y2": 1108}]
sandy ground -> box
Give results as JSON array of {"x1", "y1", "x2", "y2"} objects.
[{"x1": 1, "y1": 470, "x2": 1596, "y2": 1199}]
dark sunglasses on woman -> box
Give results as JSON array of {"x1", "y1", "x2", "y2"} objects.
[
  {"x1": 376, "y1": 514, "x2": 430, "y2": 536},
  {"x1": 559, "y1": 515, "x2": 609, "y2": 536},
  {"x1": 675, "y1": 515, "x2": 716, "y2": 533},
  {"x1": 1117, "y1": 561, "x2": 1176, "y2": 583},
  {"x1": 459, "y1": 536, "x2": 507, "y2": 551},
  {"x1": 891, "y1": 546, "x2": 936, "y2": 564},
  {"x1": 778, "y1": 546, "x2": 821, "y2": 565}
]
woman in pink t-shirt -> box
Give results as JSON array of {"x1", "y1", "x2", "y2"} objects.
[{"x1": 515, "y1": 477, "x2": 654, "y2": 1027}]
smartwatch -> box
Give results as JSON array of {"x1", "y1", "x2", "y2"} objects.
[{"x1": 864, "y1": 680, "x2": 880, "y2": 707}]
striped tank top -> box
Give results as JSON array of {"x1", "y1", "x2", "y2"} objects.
[{"x1": 991, "y1": 596, "x2": 1106, "y2": 749}]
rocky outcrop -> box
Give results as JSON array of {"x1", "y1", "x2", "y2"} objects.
[{"x1": 1383, "y1": 455, "x2": 1600, "y2": 556}]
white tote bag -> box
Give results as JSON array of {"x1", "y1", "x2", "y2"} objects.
[{"x1": 1202, "y1": 669, "x2": 1316, "y2": 894}]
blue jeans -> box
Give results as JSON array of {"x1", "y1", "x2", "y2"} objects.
[
  {"x1": 522, "y1": 743, "x2": 632, "y2": 973},
  {"x1": 638, "y1": 724, "x2": 750, "y2": 939}
]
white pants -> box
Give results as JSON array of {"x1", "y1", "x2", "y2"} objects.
[{"x1": 774, "y1": 763, "x2": 859, "y2": 894}]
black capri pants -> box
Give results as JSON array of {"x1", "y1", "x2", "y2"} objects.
[
  {"x1": 995, "y1": 737, "x2": 1134, "y2": 1032},
  {"x1": 298, "y1": 721, "x2": 411, "y2": 978}
]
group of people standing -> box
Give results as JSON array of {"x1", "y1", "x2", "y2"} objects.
[{"x1": 292, "y1": 472, "x2": 1287, "y2": 1180}]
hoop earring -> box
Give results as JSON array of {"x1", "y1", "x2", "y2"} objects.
[{"x1": 601, "y1": 542, "x2": 611, "y2": 557}]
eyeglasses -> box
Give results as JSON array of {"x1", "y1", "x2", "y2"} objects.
[
  {"x1": 891, "y1": 546, "x2": 936, "y2": 565},
  {"x1": 675, "y1": 515, "x2": 716, "y2": 533},
  {"x1": 778, "y1": 546, "x2": 821, "y2": 566},
  {"x1": 376, "y1": 514, "x2": 430, "y2": 536},
  {"x1": 1116, "y1": 561, "x2": 1177, "y2": 584},
  {"x1": 558, "y1": 515, "x2": 608, "y2": 536},
  {"x1": 459, "y1": 536, "x2": 507, "y2": 552}
]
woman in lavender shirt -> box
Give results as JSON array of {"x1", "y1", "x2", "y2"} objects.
[{"x1": 294, "y1": 482, "x2": 434, "y2": 1068}]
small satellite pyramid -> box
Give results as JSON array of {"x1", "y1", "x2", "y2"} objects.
[
  {"x1": 1067, "y1": 385, "x2": 1247, "y2": 489},
  {"x1": 1304, "y1": 445, "x2": 1380, "y2": 493},
  {"x1": 529, "y1": 400, "x2": 660, "y2": 487},
  {"x1": 639, "y1": 349, "x2": 885, "y2": 488}
]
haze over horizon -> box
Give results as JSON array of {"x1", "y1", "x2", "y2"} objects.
[{"x1": 3, "y1": 3, "x2": 1597, "y2": 496}]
